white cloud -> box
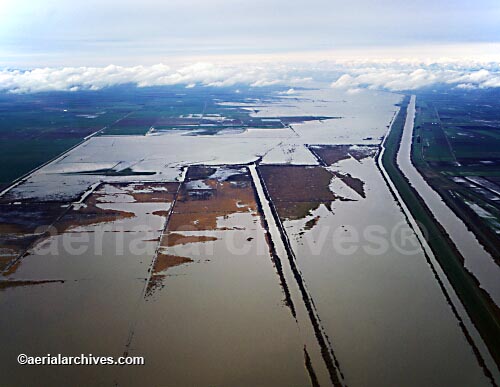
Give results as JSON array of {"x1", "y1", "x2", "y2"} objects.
[
  {"x1": 330, "y1": 62, "x2": 500, "y2": 91},
  {"x1": 0, "y1": 62, "x2": 297, "y2": 93},
  {"x1": 1, "y1": 59, "x2": 500, "y2": 93}
]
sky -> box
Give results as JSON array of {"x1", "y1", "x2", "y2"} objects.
[
  {"x1": 0, "y1": 0, "x2": 499, "y2": 93},
  {"x1": 1, "y1": 0, "x2": 500, "y2": 67}
]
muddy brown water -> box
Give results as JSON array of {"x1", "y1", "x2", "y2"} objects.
[
  {"x1": 259, "y1": 156, "x2": 495, "y2": 386},
  {"x1": 0, "y1": 154, "x2": 497, "y2": 385},
  {"x1": 0, "y1": 169, "x2": 315, "y2": 386}
]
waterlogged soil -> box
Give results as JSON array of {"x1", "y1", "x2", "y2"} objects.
[
  {"x1": 332, "y1": 172, "x2": 366, "y2": 198},
  {"x1": 167, "y1": 166, "x2": 258, "y2": 232},
  {"x1": 2, "y1": 88, "x2": 490, "y2": 385},
  {"x1": 0, "y1": 279, "x2": 64, "y2": 289},
  {"x1": 54, "y1": 204, "x2": 136, "y2": 233},
  {"x1": 0, "y1": 179, "x2": 181, "y2": 385},
  {"x1": 1, "y1": 182, "x2": 175, "y2": 279},
  {"x1": 258, "y1": 165, "x2": 339, "y2": 220},
  {"x1": 259, "y1": 165, "x2": 336, "y2": 202},
  {"x1": 146, "y1": 253, "x2": 195, "y2": 296},
  {"x1": 0, "y1": 203, "x2": 68, "y2": 234},
  {"x1": 174, "y1": 182, "x2": 257, "y2": 215},
  {"x1": 0, "y1": 182, "x2": 181, "y2": 274},
  {"x1": 0, "y1": 203, "x2": 69, "y2": 271},
  {"x1": 311, "y1": 144, "x2": 377, "y2": 165},
  {"x1": 0, "y1": 234, "x2": 38, "y2": 271},
  {"x1": 276, "y1": 155, "x2": 493, "y2": 387},
  {"x1": 123, "y1": 166, "x2": 312, "y2": 386},
  {"x1": 0, "y1": 87, "x2": 406, "y2": 386},
  {"x1": 160, "y1": 233, "x2": 219, "y2": 247},
  {"x1": 87, "y1": 182, "x2": 179, "y2": 204}
]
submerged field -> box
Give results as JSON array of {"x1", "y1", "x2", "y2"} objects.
[
  {"x1": 0, "y1": 85, "x2": 295, "y2": 188},
  {"x1": 0, "y1": 85, "x2": 498, "y2": 386}
]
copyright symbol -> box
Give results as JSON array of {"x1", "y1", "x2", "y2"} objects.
[
  {"x1": 391, "y1": 221, "x2": 421, "y2": 255},
  {"x1": 17, "y1": 354, "x2": 27, "y2": 365}
]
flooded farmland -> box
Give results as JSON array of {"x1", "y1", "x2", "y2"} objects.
[
  {"x1": 0, "y1": 86, "x2": 498, "y2": 386},
  {"x1": 259, "y1": 148, "x2": 495, "y2": 386}
]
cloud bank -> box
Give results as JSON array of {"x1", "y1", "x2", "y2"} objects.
[
  {"x1": 330, "y1": 64, "x2": 500, "y2": 91},
  {"x1": 0, "y1": 63, "x2": 303, "y2": 93},
  {"x1": 1, "y1": 60, "x2": 500, "y2": 93}
]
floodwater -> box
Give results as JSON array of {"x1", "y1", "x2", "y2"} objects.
[
  {"x1": 119, "y1": 166, "x2": 317, "y2": 386},
  {"x1": 1, "y1": 87, "x2": 496, "y2": 386},
  {"x1": 0, "y1": 169, "x2": 315, "y2": 386},
  {"x1": 0, "y1": 183, "x2": 171, "y2": 385},
  {"x1": 265, "y1": 152, "x2": 495, "y2": 386},
  {"x1": 397, "y1": 96, "x2": 500, "y2": 306}
]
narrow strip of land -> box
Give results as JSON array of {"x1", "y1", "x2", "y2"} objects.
[
  {"x1": 377, "y1": 95, "x2": 500, "y2": 381},
  {"x1": 250, "y1": 164, "x2": 345, "y2": 387},
  {"x1": 400, "y1": 98, "x2": 500, "y2": 304}
]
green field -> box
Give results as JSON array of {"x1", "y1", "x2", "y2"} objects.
[
  {"x1": 381, "y1": 96, "x2": 500, "y2": 372},
  {"x1": 413, "y1": 89, "x2": 500, "y2": 260},
  {"x1": 0, "y1": 85, "x2": 294, "y2": 188}
]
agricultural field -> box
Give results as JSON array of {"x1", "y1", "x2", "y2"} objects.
[
  {"x1": 414, "y1": 88, "x2": 500, "y2": 260},
  {"x1": 2, "y1": 0, "x2": 500, "y2": 385},
  {"x1": 0, "y1": 85, "x2": 388, "y2": 205},
  {"x1": 0, "y1": 85, "x2": 312, "y2": 188},
  {"x1": 0, "y1": 85, "x2": 498, "y2": 386},
  {"x1": 0, "y1": 89, "x2": 132, "y2": 188}
]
